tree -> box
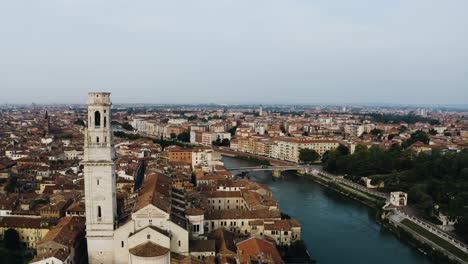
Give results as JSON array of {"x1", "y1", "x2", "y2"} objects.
[
  {"x1": 336, "y1": 144, "x2": 350, "y2": 156},
  {"x1": 113, "y1": 131, "x2": 141, "y2": 140},
  {"x1": 280, "y1": 124, "x2": 286, "y2": 133},
  {"x1": 170, "y1": 133, "x2": 177, "y2": 139},
  {"x1": 455, "y1": 214, "x2": 468, "y2": 241},
  {"x1": 228, "y1": 126, "x2": 238, "y2": 136},
  {"x1": 429, "y1": 129, "x2": 438, "y2": 135},
  {"x1": 3, "y1": 229, "x2": 21, "y2": 251},
  {"x1": 212, "y1": 136, "x2": 222, "y2": 146},
  {"x1": 370, "y1": 128, "x2": 383, "y2": 135},
  {"x1": 299, "y1": 148, "x2": 319, "y2": 163},
  {"x1": 402, "y1": 130, "x2": 430, "y2": 148},
  {"x1": 4, "y1": 177, "x2": 18, "y2": 194},
  {"x1": 177, "y1": 132, "x2": 190, "y2": 142},
  {"x1": 221, "y1": 138, "x2": 230, "y2": 146},
  {"x1": 121, "y1": 122, "x2": 134, "y2": 131},
  {"x1": 73, "y1": 119, "x2": 85, "y2": 127}
]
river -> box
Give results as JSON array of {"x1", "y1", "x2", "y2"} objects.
[{"x1": 222, "y1": 156, "x2": 432, "y2": 264}]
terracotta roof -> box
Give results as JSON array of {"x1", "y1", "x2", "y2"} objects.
[
  {"x1": 236, "y1": 237, "x2": 284, "y2": 264},
  {"x1": 133, "y1": 173, "x2": 171, "y2": 213},
  {"x1": 205, "y1": 209, "x2": 281, "y2": 220},
  {"x1": 31, "y1": 248, "x2": 70, "y2": 262},
  {"x1": 38, "y1": 217, "x2": 85, "y2": 248},
  {"x1": 131, "y1": 225, "x2": 170, "y2": 238},
  {"x1": 129, "y1": 241, "x2": 169, "y2": 257},
  {"x1": 170, "y1": 252, "x2": 208, "y2": 264},
  {"x1": 276, "y1": 137, "x2": 338, "y2": 144},
  {"x1": 208, "y1": 228, "x2": 237, "y2": 255},
  {"x1": 0, "y1": 194, "x2": 18, "y2": 210},
  {"x1": 189, "y1": 239, "x2": 215, "y2": 252},
  {"x1": 264, "y1": 220, "x2": 301, "y2": 231},
  {"x1": 242, "y1": 190, "x2": 277, "y2": 208},
  {"x1": 185, "y1": 208, "x2": 205, "y2": 216},
  {"x1": 205, "y1": 191, "x2": 242, "y2": 198},
  {"x1": 0, "y1": 216, "x2": 47, "y2": 229},
  {"x1": 248, "y1": 220, "x2": 264, "y2": 226}
]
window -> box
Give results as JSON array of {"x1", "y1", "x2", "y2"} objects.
[
  {"x1": 178, "y1": 240, "x2": 181, "y2": 247},
  {"x1": 147, "y1": 234, "x2": 150, "y2": 239},
  {"x1": 97, "y1": 206, "x2": 102, "y2": 218},
  {"x1": 96, "y1": 137, "x2": 100, "y2": 143},
  {"x1": 104, "y1": 116, "x2": 107, "y2": 128},
  {"x1": 95, "y1": 111, "x2": 101, "y2": 127},
  {"x1": 121, "y1": 241, "x2": 124, "y2": 248},
  {"x1": 97, "y1": 180, "x2": 100, "y2": 185},
  {"x1": 193, "y1": 224, "x2": 200, "y2": 232}
]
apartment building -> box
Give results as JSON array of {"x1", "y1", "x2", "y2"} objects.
[{"x1": 274, "y1": 137, "x2": 339, "y2": 163}]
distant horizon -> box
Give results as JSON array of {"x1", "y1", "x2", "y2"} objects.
[
  {"x1": 1, "y1": 1, "x2": 467, "y2": 106},
  {"x1": 1, "y1": 100, "x2": 468, "y2": 110}
]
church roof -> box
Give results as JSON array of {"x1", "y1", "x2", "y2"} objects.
[
  {"x1": 129, "y1": 241, "x2": 169, "y2": 257},
  {"x1": 134, "y1": 173, "x2": 172, "y2": 213},
  {"x1": 131, "y1": 225, "x2": 170, "y2": 238}
]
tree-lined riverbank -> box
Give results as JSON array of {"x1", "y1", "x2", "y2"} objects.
[{"x1": 222, "y1": 155, "x2": 431, "y2": 264}]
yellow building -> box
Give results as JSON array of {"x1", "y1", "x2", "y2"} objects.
[{"x1": 0, "y1": 217, "x2": 50, "y2": 249}]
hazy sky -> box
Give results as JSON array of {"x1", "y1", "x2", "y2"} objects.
[{"x1": 0, "y1": 0, "x2": 467, "y2": 105}]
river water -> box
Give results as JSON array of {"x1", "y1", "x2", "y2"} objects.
[{"x1": 222, "y1": 156, "x2": 431, "y2": 264}]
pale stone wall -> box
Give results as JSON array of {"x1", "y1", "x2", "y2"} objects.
[
  {"x1": 84, "y1": 92, "x2": 117, "y2": 264},
  {"x1": 207, "y1": 197, "x2": 245, "y2": 210},
  {"x1": 129, "y1": 253, "x2": 170, "y2": 264}
]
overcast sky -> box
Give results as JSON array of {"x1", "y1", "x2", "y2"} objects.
[{"x1": 0, "y1": 0, "x2": 467, "y2": 105}]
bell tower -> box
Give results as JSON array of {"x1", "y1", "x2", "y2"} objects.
[{"x1": 83, "y1": 92, "x2": 117, "y2": 264}]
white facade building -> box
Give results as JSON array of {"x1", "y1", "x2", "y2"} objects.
[
  {"x1": 274, "y1": 138, "x2": 339, "y2": 163},
  {"x1": 132, "y1": 118, "x2": 147, "y2": 133},
  {"x1": 83, "y1": 93, "x2": 190, "y2": 264}
]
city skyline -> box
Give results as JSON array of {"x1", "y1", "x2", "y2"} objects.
[{"x1": 1, "y1": 0, "x2": 468, "y2": 105}]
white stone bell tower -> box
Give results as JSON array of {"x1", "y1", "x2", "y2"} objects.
[{"x1": 83, "y1": 92, "x2": 117, "y2": 264}]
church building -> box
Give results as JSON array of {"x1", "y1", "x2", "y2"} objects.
[{"x1": 83, "y1": 92, "x2": 191, "y2": 264}]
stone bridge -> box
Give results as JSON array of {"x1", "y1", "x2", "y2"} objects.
[{"x1": 226, "y1": 165, "x2": 315, "y2": 177}]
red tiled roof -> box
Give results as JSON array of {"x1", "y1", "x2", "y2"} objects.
[{"x1": 236, "y1": 237, "x2": 284, "y2": 264}]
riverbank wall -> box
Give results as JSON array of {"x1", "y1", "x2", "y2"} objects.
[
  {"x1": 304, "y1": 171, "x2": 468, "y2": 264},
  {"x1": 304, "y1": 170, "x2": 385, "y2": 209}
]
